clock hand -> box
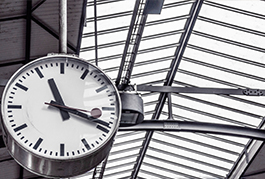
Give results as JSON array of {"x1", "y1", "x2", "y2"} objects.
[
  {"x1": 44, "y1": 102, "x2": 102, "y2": 118},
  {"x1": 45, "y1": 101, "x2": 109, "y2": 127},
  {"x1": 48, "y1": 78, "x2": 70, "y2": 121}
]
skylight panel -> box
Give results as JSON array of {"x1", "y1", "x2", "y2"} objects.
[
  {"x1": 134, "y1": 48, "x2": 175, "y2": 63},
  {"x1": 217, "y1": 0, "x2": 265, "y2": 15},
  {"x1": 78, "y1": 1, "x2": 265, "y2": 178},
  {"x1": 131, "y1": 70, "x2": 168, "y2": 85},
  {"x1": 171, "y1": 94, "x2": 261, "y2": 126},
  {"x1": 132, "y1": 57, "x2": 171, "y2": 76},
  {"x1": 141, "y1": 162, "x2": 199, "y2": 179},
  {"x1": 96, "y1": 15, "x2": 132, "y2": 31},
  {"x1": 139, "y1": 34, "x2": 181, "y2": 50},
  {"x1": 96, "y1": 0, "x2": 134, "y2": 15},
  {"x1": 201, "y1": 2, "x2": 265, "y2": 31},
  {"x1": 144, "y1": 154, "x2": 225, "y2": 178},
  {"x1": 178, "y1": 59, "x2": 265, "y2": 88},
  {"x1": 187, "y1": 34, "x2": 265, "y2": 62},
  {"x1": 169, "y1": 102, "x2": 254, "y2": 127},
  {"x1": 103, "y1": 163, "x2": 134, "y2": 178},
  {"x1": 184, "y1": 93, "x2": 265, "y2": 121},
  {"x1": 150, "y1": 138, "x2": 235, "y2": 169},
  {"x1": 183, "y1": 47, "x2": 265, "y2": 81},
  {"x1": 195, "y1": 21, "x2": 265, "y2": 49}
]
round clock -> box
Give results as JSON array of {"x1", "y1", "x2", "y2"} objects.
[{"x1": 0, "y1": 54, "x2": 121, "y2": 177}]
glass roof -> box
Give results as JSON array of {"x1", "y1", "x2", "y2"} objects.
[{"x1": 75, "y1": 0, "x2": 265, "y2": 178}]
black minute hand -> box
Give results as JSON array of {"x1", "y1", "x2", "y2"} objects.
[
  {"x1": 46, "y1": 101, "x2": 109, "y2": 128},
  {"x1": 48, "y1": 78, "x2": 70, "y2": 121}
]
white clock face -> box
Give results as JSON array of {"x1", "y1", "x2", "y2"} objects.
[{"x1": 1, "y1": 55, "x2": 121, "y2": 160}]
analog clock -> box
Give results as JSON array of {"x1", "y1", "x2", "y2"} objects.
[{"x1": 0, "y1": 54, "x2": 121, "y2": 177}]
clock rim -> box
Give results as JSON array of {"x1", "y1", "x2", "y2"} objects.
[
  {"x1": 1, "y1": 123, "x2": 116, "y2": 177},
  {"x1": 0, "y1": 54, "x2": 121, "y2": 177}
]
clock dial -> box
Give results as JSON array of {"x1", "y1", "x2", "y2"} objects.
[{"x1": 1, "y1": 55, "x2": 121, "y2": 162}]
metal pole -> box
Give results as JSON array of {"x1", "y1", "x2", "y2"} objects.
[
  {"x1": 94, "y1": 0, "x2": 98, "y2": 66},
  {"x1": 25, "y1": 0, "x2": 32, "y2": 64},
  {"x1": 59, "y1": 0, "x2": 67, "y2": 53},
  {"x1": 115, "y1": 0, "x2": 141, "y2": 87},
  {"x1": 119, "y1": 120, "x2": 265, "y2": 140},
  {"x1": 136, "y1": 85, "x2": 265, "y2": 96}
]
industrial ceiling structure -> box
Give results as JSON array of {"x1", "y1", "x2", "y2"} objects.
[{"x1": 1, "y1": 0, "x2": 265, "y2": 178}]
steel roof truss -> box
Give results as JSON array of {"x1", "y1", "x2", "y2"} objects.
[
  {"x1": 116, "y1": 0, "x2": 147, "y2": 88},
  {"x1": 130, "y1": 1, "x2": 204, "y2": 178}
]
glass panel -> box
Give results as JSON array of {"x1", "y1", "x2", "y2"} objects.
[{"x1": 78, "y1": 1, "x2": 265, "y2": 178}]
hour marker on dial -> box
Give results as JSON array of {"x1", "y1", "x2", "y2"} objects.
[
  {"x1": 102, "y1": 107, "x2": 114, "y2": 111},
  {"x1": 33, "y1": 138, "x2": 43, "y2": 150},
  {"x1": 60, "y1": 63, "x2": 64, "y2": 74},
  {"x1": 14, "y1": 123, "x2": 27, "y2": 132},
  {"x1": 96, "y1": 85, "x2": 108, "y2": 93},
  {"x1": 35, "y1": 67, "x2": 44, "y2": 78},
  {"x1": 80, "y1": 69, "x2": 89, "y2": 80},
  {"x1": 60, "y1": 144, "x2": 65, "y2": 156},
  {"x1": 96, "y1": 125, "x2": 109, "y2": 134},
  {"x1": 15, "y1": 83, "x2": 28, "y2": 91},
  {"x1": 8, "y1": 105, "x2": 22, "y2": 109},
  {"x1": 81, "y1": 138, "x2": 91, "y2": 151}
]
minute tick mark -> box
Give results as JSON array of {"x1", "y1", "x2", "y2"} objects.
[{"x1": 96, "y1": 85, "x2": 108, "y2": 93}]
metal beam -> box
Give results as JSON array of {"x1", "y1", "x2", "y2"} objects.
[
  {"x1": 19, "y1": 166, "x2": 24, "y2": 179},
  {"x1": 137, "y1": 85, "x2": 265, "y2": 96},
  {"x1": 123, "y1": 14, "x2": 147, "y2": 85},
  {"x1": 76, "y1": 0, "x2": 87, "y2": 55},
  {"x1": 0, "y1": 15, "x2": 25, "y2": 22},
  {"x1": 227, "y1": 140, "x2": 264, "y2": 178},
  {"x1": 31, "y1": 0, "x2": 46, "y2": 12},
  {"x1": 0, "y1": 79, "x2": 8, "y2": 87},
  {"x1": 115, "y1": 0, "x2": 146, "y2": 86},
  {"x1": 92, "y1": 154, "x2": 109, "y2": 179},
  {"x1": 227, "y1": 117, "x2": 265, "y2": 178},
  {"x1": 242, "y1": 169, "x2": 265, "y2": 177},
  {"x1": 59, "y1": 0, "x2": 67, "y2": 53},
  {"x1": 25, "y1": 0, "x2": 32, "y2": 64},
  {"x1": 94, "y1": 0, "x2": 98, "y2": 66},
  {"x1": 130, "y1": 1, "x2": 203, "y2": 178},
  {"x1": 119, "y1": 120, "x2": 265, "y2": 140},
  {"x1": 31, "y1": 15, "x2": 76, "y2": 52},
  {"x1": 0, "y1": 135, "x2": 5, "y2": 148}
]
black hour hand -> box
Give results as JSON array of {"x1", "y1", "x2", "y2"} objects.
[{"x1": 48, "y1": 78, "x2": 70, "y2": 121}]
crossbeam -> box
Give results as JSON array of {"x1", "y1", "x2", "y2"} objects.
[
  {"x1": 137, "y1": 85, "x2": 265, "y2": 96},
  {"x1": 119, "y1": 120, "x2": 265, "y2": 140}
]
